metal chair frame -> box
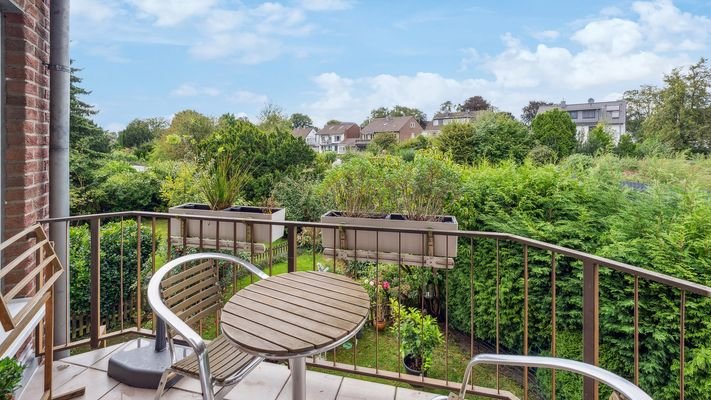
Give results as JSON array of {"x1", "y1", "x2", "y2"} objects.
[
  {"x1": 431, "y1": 354, "x2": 652, "y2": 400},
  {"x1": 148, "y1": 253, "x2": 269, "y2": 400}
]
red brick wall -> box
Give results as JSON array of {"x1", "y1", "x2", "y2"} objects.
[
  {"x1": 397, "y1": 117, "x2": 423, "y2": 142},
  {"x1": 4, "y1": 0, "x2": 51, "y2": 239}
]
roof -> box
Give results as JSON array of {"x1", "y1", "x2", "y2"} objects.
[
  {"x1": 317, "y1": 122, "x2": 358, "y2": 136},
  {"x1": 538, "y1": 100, "x2": 626, "y2": 114},
  {"x1": 340, "y1": 138, "x2": 358, "y2": 146},
  {"x1": 361, "y1": 116, "x2": 414, "y2": 135},
  {"x1": 291, "y1": 127, "x2": 315, "y2": 139},
  {"x1": 432, "y1": 110, "x2": 484, "y2": 120}
]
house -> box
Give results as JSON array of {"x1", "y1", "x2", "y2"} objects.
[
  {"x1": 537, "y1": 99, "x2": 627, "y2": 142},
  {"x1": 424, "y1": 111, "x2": 485, "y2": 135},
  {"x1": 358, "y1": 116, "x2": 423, "y2": 149},
  {"x1": 316, "y1": 122, "x2": 360, "y2": 153},
  {"x1": 291, "y1": 126, "x2": 319, "y2": 150}
]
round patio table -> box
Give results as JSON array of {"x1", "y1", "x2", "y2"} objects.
[{"x1": 221, "y1": 270, "x2": 370, "y2": 400}]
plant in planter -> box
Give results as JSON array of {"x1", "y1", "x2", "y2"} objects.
[
  {"x1": 169, "y1": 155, "x2": 286, "y2": 248},
  {"x1": 363, "y1": 276, "x2": 390, "y2": 330},
  {"x1": 389, "y1": 299, "x2": 443, "y2": 376},
  {"x1": 320, "y1": 153, "x2": 462, "y2": 268},
  {"x1": 0, "y1": 357, "x2": 25, "y2": 399}
]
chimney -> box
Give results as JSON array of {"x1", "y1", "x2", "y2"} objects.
[{"x1": 588, "y1": 98, "x2": 595, "y2": 104}]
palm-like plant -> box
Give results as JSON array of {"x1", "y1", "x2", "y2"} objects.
[{"x1": 198, "y1": 154, "x2": 252, "y2": 210}]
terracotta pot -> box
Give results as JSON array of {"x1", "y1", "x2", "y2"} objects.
[{"x1": 373, "y1": 318, "x2": 387, "y2": 331}]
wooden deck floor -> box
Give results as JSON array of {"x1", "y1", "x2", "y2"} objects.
[{"x1": 19, "y1": 339, "x2": 439, "y2": 400}]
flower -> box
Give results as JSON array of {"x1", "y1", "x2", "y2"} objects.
[
  {"x1": 369, "y1": 280, "x2": 375, "y2": 286},
  {"x1": 382, "y1": 281, "x2": 390, "y2": 290}
]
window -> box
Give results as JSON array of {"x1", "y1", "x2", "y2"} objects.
[
  {"x1": 582, "y1": 110, "x2": 597, "y2": 119},
  {"x1": 569, "y1": 111, "x2": 578, "y2": 119},
  {"x1": 608, "y1": 111, "x2": 620, "y2": 119},
  {"x1": 410, "y1": 122, "x2": 415, "y2": 128},
  {"x1": 433, "y1": 120, "x2": 439, "y2": 126}
]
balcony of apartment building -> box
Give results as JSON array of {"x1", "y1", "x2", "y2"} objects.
[{"x1": 2, "y1": 210, "x2": 706, "y2": 400}]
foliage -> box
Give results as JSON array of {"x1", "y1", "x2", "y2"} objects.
[
  {"x1": 271, "y1": 175, "x2": 331, "y2": 222},
  {"x1": 94, "y1": 160, "x2": 161, "y2": 212},
  {"x1": 439, "y1": 100, "x2": 455, "y2": 112},
  {"x1": 615, "y1": 134, "x2": 638, "y2": 157},
  {"x1": 152, "y1": 110, "x2": 214, "y2": 161},
  {"x1": 623, "y1": 85, "x2": 660, "y2": 137},
  {"x1": 367, "y1": 132, "x2": 398, "y2": 154},
  {"x1": 521, "y1": 100, "x2": 553, "y2": 125},
  {"x1": 365, "y1": 105, "x2": 427, "y2": 127},
  {"x1": 117, "y1": 118, "x2": 167, "y2": 150},
  {"x1": 0, "y1": 357, "x2": 24, "y2": 397},
  {"x1": 460, "y1": 95, "x2": 491, "y2": 112},
  {"x1": 326, "y1": 119, "x2": 341, "y2": 126},
  {"x1": 258, "y1": 103, "x2": 291, "y2": 133},
  {"x1": 198, "y1": 118, "x2": 317, "y2": 202},
  {"x1": 396, "y1": 135, "x2": 431, "y2": 152},
  {"x1": 70, "y1": 63, "x2": 112, "y2": 154},
  {"x1": 531, "y1": 108, "x2": 577, "y2": 158},
  {"x1": 641, "y1": 58, "x2": 711, "y2": 154},
  {"x1": 436, "y1": 122, "x2": 476, "y2": 164},
  {"x1": 69, "y1": 220, "x2": 154, "y2": 319},
  {"x1": 289, "y1": 113, "x2": 313, "y2": 129},
  {"x1": 389, "y1": 298, "x2": 443, "y2": 372},
  {"x1": 527, "y1": 145, "x2": 557, "y2": 165},
  {"x1": 198, "y1": 154, "x2": 252, "y2": 210},
  {"x1": 155, "y1": 160, "x2": 203, "y2": 207},
  {"x1": 579, "y1": 123, "x2": 614, "y2": 155}
]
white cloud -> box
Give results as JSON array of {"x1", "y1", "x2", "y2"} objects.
[
  {"x1": 230, "y1": 91, "x2": 269, "y2": 104},
  {"x1": 171, "y1": 83, "x2": 221, "y2": 97},
  {"x1": 126, "y1": 0, "x2": 217, "y2": 26},
  {"x1": 71, "y1": 0, "x2": 118, "y2": 22},
  {"x1": 532, "y1": 30, "x2": 560, "y2": 41},
  {"x1": 298, "y1": 0, "x2": 353, "y2": 11},
  {"x1": 304, "y1": 0, "x2": 708, "y2": 125}
]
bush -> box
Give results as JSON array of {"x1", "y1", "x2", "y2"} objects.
[
  {"x1": 390, "y1": 298, "x2": 443, "y2": 372},
  {"x1": 0, "y1": 357, "x2": 24, "y2": 397},
  {"x1": 579, "y1": 124, "x2": 614, "y2": 155},
  {"x1": 531, "y1": 109, "x2": 577, "y2": 159},
  {"x1": 272, "y1": 176, "x2": 331, "y2": 222},
  {"x1": 615, "y1": 134, "x2": 638, "y2": 157},
  {"x1": 436, "y1": 122, "x2": 476, "y2": 164},
  {"x1": 154, "y1": 160, "x2": 203, "y2": 207},
  {"x1": 69, "y1": 220, "x2": 156, "y2": 324},
  {"x1": 527, "y1": 145, "x2": 557, "y2": 165}
]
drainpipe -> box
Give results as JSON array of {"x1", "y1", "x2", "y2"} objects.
[{"x1": 49, "y1": 0, "x2": 70, "y2": 358}]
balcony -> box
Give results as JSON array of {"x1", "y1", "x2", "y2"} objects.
[{"x1": 5, "y1": 210, "x2": 711, "y2": 400}]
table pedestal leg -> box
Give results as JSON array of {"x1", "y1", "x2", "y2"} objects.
[{"x1": 290, "y1": 357, "x2": 306, "y2": 400}]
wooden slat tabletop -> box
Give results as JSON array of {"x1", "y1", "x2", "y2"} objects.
[{"x1": 221, "y1": 271, "x2": 370, "y2": 357}]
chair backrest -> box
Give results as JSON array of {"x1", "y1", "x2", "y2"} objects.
[{"x1": 160, "y1": 259, "x2": 221, "y2": 330}]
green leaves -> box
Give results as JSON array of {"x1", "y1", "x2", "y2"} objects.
[
  {"x1": 389, "y1": 299, "x2": 443, "y2": 372},
  {"x1": 531, "y1": 109, "x2": 577, "y2": 159},
  {"x1": 0, "y1": 357, "x2": 24, "y2": 396}
]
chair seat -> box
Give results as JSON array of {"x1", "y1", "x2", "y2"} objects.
[{"x1": 172, "y1": 335, "x2": 259, "y2": 383}]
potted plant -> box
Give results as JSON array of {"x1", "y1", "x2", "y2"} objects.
[
  {"x1": 169, "y1": 155, "x2": 285, "y2": 248},
  {"x1": 363, "y1": 278, "x2": 390, "y2": 331},
  {"x1": 0, "y1": 357, "x2": 25, "y2": 399},
  {"x1": 389, "y1": 299, "x2": 443, "y2": 376},
  {"x1": 320, "y1": 153, "x2": 460, "y2": 268}
]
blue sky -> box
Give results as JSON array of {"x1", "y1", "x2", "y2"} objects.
[{"x1": 70, "y1": 0, "x2": 711, "y2": 131}]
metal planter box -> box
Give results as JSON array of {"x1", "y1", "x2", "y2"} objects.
[{"x1": 320, "y1": 211, "x2": 458, "y2": 269}]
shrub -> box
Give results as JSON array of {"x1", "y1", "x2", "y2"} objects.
[
  {"x1": 531, "y1": 109, "x2": 577, "y2": 159},
  {"x1": 615, "y1": 134, "x2": 638, "y2": 157},
  {"x1": 272, "y1": 176, "x2": 331, "y2": 222},
  {"x1": 0, "y1": 357, "x2": 24, "y2": 397},
  {"x1": 579, "y1": 124, "x2": 614, "y2": 155},
  {"x1": 368, "y1": 132, "x2": 398, "y2": 154},
  {"x1": 390, "y1": 298, "x2": 443, "y2": 372},
  {"x1": 527, "y1": 145, "x2": 557, "y2": 165},
  {"x1": 436, "y1": 122, "x2": 476, "y2": 164},
  {"x1": 198, "y1": 155, "x2": 251, "y2": 210},
  {"x1": 155, "y1": 160, "x2": 203, "y2": 207}
]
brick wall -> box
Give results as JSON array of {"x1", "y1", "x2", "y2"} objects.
[
  {"x1": 1, "y1": 0, "x2": 50, "y2": 294},
  {"x1": 4, "y1": 0, "x2": 50, "y2": 238}
]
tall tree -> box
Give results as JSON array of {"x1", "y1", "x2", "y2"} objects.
[
  {"x1": 531, "y1": 109, "x2": 577, "y2": 159},
  {"x1": 366, "y1": 105, "x2": 427, "y2": 127},
  {"x1": 289, "y1": 113, "x2": 313, "y2": 129},
  {"x1": 117, "y1": 118, "x2": 166, "y2": 148},
  {"x1": 623, "y1": 85, "x2": 659, "y2": 137},
  {"x1": 460, "y1": 96, "x2": 491, "y2": 112},
  {"x1": 326, "y1": 120, "x2": 342, "y2": 126},
  {"x1": 521, "y1": 100, "x2": 553, "y2": 125},
  {"x1": 258, "y1": 103, "x2": 291, "y2": 133},
  {"x1": 152, "y1": 110, "x2": 214, "y2": 161},
  {"x1": 70, "y1": 64, "x2": 111, "y2": 153},
  {"x1": 440, "y1": 101, "x2": 454, "y2": 112}
]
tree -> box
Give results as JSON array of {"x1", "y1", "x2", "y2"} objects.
[
  {"x1": 460, "y1": 96, "x2": 491, "y2": 112},
  {"x1": 326, "y1": 120, "x2": 341, "y2": 126},
  {"x1": 258, "y1": 103, "x2": 291, "y2": 134},
  {"x1": 579, "y1": 124, "x2": 613, "y2": 155},
  {"x1": 615, "y1": 134, "x2": 638, "y2": 157},
  {"x1": 367, "y1": 132, "x2": 398, "y2": 154},
  {"x1": 642, "y1": 58, "x2": 711, "y2": 153},
  {"x1": 117, "y1": 118, "x2": 166, "y2": 149},
  {"x1": 531, "y1": 109, "x2": 577, "y2": 159},
  {"x1": 289, "y1": 113, "x2": 313, "y2": 129},
  {"x1": 436, "y1": 122, "x2": 476, "y2": 164},
  {"x1": 366, "y1": 105, "x2": 427, "y2": 127},
  {"x1": 70, "y1": 63, "x2": 111, "y2": 153},
  {"x1": 152, "y1": 110, "x2": 214, "y2": 161},
  {"x1": 440, "y1": 101, "x2": 454, "y2": 112},
  {"x1": 623, "y1": 85, "x2": 659, "y2": 137},
  {"x1": 521, "y1": 100, "x2": 553, "y2": 125}
]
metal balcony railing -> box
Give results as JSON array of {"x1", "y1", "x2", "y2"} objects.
[{"x1": 38, "y1": 211, "x2": 711, "y2": 400}]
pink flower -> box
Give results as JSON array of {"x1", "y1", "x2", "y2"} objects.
[{"x1": 382, "y1": 281, "x2": 390, "y2": 290}]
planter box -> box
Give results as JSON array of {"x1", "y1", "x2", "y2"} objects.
[
  {"x1": 320, "y1": 211, "x2": 457, "y2": 268},
  {"x1": 169, "y1": 203, "x2": 285, "y2": 251}
]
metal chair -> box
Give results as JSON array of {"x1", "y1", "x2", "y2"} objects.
[
  {"x1": 431, "y1": 354, "x2": 652, "y2": 400},
  {"x1": 148, "y1": 253, "x2": 269, "y2": 400}
]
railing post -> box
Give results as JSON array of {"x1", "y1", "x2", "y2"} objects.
[
  {"x1": 90, "y1": 218, "x2": 101, "y2": 349},
  {"x1": 287, "y1": 225, "x2": 297, "y2": 273},
  {"x1": 582, "y1": 260, "x2": 599, "y2": 399}
]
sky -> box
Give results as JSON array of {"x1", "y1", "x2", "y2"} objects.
[{"x1": 70, "y1": 0, "x2": 711, "y2": 132}]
